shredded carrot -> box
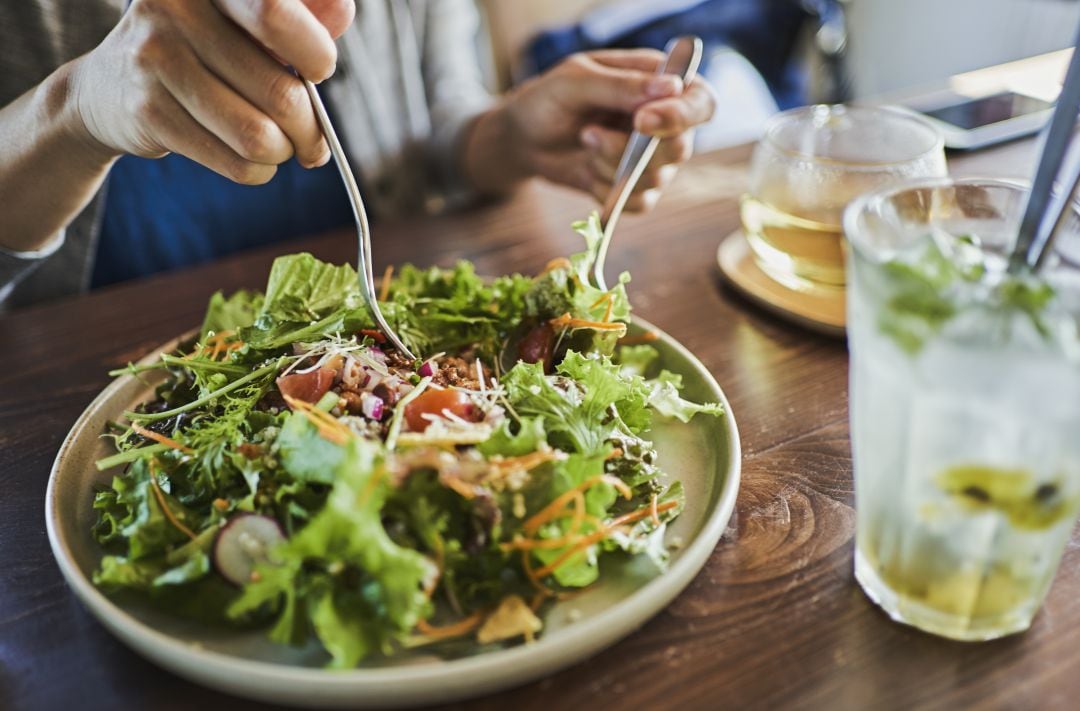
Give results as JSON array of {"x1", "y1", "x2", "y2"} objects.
[
  {"x1": 488, "y1": 449, "x2": 562, "y2": 473},
  {"x1": 282, "y1": 394, "x2": 352, "y2": 445},
  {"x1": 183, "y1": 331, "x2": 244, "y2": 362},
  {"x1": 379, "y1": 264, "x2": 394, "y2": 301},
  {"x1": 521, "y1": 550, "x2": 560, "y2": 598},
  {"x1": 616, "y1": 331, "x2": 660, "y2": 346},
  {"x1": 529, "y1": 590, "x2": 547, "y2": 612},
  {"x1": 206, "y1": 330, "x2": 235, "y2": 344},
  {"x1": 610, "y1": 499, "x2": 677, "y2": 528},
  {"x1": 415, "y1": 611, "x2": 484, "y2": 640},
  {"x1": 522, "y1": 475, "x2": 630, "y2": 536},
  {"x1": 549, "y1": 312, "x2": 625, "y2": 332},
  {"x1": 539, "y1": 257, "x2": 572, "y2": 276},
  {"x1": 531, "y1": 529, "x2": 610, "y2": 579},
  {"x1": 605, "y1": 447, "x2": 623, "y2": 461},
  {"x1": 650, "y1": 493, "x2": 660, "y2": 527},
  {"x1": 500, "y1": 492, "x2": 595, "y2": 552},
  {"x1": 359, "y1": 329, "x2": 387, "y2": 344},
  {"x1": 442, "y1": 475, "x2": 479, "y2": 500},
  {"x1": 588, "y1": 293, "x2": 617, "y2": 324},
  {"x1": 130, "y1": 422, "x2": 193, "y2": 454},
  {"x1": 531, "y1": 501, "x2": 678, "y2": 579},
  {"x1": 213, "y1": 498, "x2": 229, "y2": 512},
  {"x1": 148, "y1": 462, "x2": 197, "y2": 541},
  {"x1": 589, "y1": 293, "x2": 612, "y2": 310}
]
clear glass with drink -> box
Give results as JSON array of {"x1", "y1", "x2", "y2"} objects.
[
  {"x1": 845, "y1": 178, "x2": 1080, "y2": 640},
  {"x1": 742, "y1": 105, "x2": 946, "y2": 291}
]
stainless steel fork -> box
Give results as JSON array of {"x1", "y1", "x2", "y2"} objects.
[
  {"x1": 303, "y1": 79, "x2": 417, "y2": 360},
  {"x1": 590, "y1": 36, "x2": 704, "y2": 291}
]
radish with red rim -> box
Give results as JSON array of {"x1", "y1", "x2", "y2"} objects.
[{"x1": 214, "y1": 515, "x2": 286, "y2": 586}]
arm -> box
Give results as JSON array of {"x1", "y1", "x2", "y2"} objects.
[
  {"x1": 0, "y1": 64, "x2": 116, "y2": 253},
  {"x1": 0, "y1": 0, "x2": 356, "y2": 255},
  {"x1": 462, "y1": 49, "x2": 718, "y2": 212}
]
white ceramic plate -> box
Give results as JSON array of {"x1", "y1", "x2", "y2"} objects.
[{"x1": 45, "y1": 317, "x2": 740, "y2": 708}]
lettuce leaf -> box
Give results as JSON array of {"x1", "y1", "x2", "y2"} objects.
[
  {"x1": 646, "y1": 370, "x2": 725, "y2": 423},
  {"x1": 260, "y1": 253, "x2": 360, "y2": 322},
  {"x1": 200, "y1": 289, "x2": 264, "y2": 340},
  {"x1": 275, "y1": 411, "x2": 346, "y2": 485},
  {"x1": 228, "y1": 440, "x2": 432, "y2": 667}
]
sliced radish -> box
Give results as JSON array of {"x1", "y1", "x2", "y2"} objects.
[{"x1": 214, "y1": 514, "x2": 286, "y2": 586}]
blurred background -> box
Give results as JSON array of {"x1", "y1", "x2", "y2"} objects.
[{"x1": 476, "y1": 0, "x2": 1079, "y2": 150}]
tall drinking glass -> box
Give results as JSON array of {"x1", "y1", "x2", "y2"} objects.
[
  {"x1": 844, "y1": 178, "x2": 1080, "y2": 640},
  {"x1": 742, "y1": 105, "x2": 946, "y2": 291}
]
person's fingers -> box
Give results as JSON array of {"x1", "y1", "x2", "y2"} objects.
[
  {"x1": 551, "y1": 53, "x2": 683, "y2": 113},
  {"x1": 624, "y1": 189, "x2": 662, "y2": 212},
  {"x1": 633, "y1": 79, "x2": 716, "y2": 137},
  {"x1": 655, "y1": 131, "x2": 695, "y2": 165},
  {"x1": 581, "y1": 124, "x2": 694, "y2": 183},
  {"x1": 586, "y1": 155, "x2": 678, "y2": 197},
  {"x1": 580, "y1": 124, "x2": 627, "y2": 180},
  {"x1": 155, "y1": 40, "x2": 293, "y2": 165},
  {"x1": 584, "y1": 48, "x2": 666, "y2": 73},
  {"x1": 633, "y1": 163, "x2": 679, "y2": 192},
  {"x1": 530, "y1": 147, "x2": 596, "y2": 194},
  {"x1": 586, "y1": 176, "x2": 663, "y2": 212},
  {"x1": 212, "y1": 0, "x2": 339, "y2": 82},
  {"x1": 301, "y1": 0, "x2": 355, "y2": 38},
  {"x1": 141, "y1": 85, "x2": 277, "y2": 184},
  {"x1": 175, "y1": 1, "x2": 329, "y2": 167}
]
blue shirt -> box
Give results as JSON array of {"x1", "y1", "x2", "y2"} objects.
[{"x1": 92, "y1": 152, "x2": 353, "y2": 287}]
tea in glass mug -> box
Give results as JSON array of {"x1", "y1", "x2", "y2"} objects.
[{"x1": 741, "y1": 105, "x2": 946, "y2": 291}]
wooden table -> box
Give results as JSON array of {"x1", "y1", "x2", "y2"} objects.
[{"x1": 1, "y1": 139, "x2": 1064, "y2": 711}]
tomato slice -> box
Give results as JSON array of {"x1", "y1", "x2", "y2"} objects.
[
  {"x1": 405, "y1": 388, "x2": 476, "y2": 432},
  {"x1": 276, "y1": 367, "x2": 336, "y2": 404}
]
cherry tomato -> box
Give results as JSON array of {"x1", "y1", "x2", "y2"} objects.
[
  {"x1": 276, "y1": 367, "x2": 336, "y2": 404},
  {"x1": 405, "y1": 388, "x2": 475, "y2": 432}
]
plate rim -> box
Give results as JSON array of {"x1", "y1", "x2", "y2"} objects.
[{"x1": 44, "y1": 315, "x2": 741, "y2": 707}]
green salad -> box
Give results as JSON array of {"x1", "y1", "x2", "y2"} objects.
[{"x1": 91, "y1": 216, "x2": 723, "y2": 667}]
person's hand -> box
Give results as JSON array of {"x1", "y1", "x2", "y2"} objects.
[
  {"x1": 472, "y1": 49, "x2": 716, "y2": 211},
  {"x1": 69, "y1": 0, "x2": 355, "y2": 184}
]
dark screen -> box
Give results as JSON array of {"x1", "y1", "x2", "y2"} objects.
[{"x1": 925, "y1": 92, "x2": 1053, "y2": 129}]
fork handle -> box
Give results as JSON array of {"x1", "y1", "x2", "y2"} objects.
[{"x1": 591, "y1": 36, "x2": 704, "y2": 291}]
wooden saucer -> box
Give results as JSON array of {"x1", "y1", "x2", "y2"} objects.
[{"x1": 716, "y1": 230, "x2": 846, "y2": 338}]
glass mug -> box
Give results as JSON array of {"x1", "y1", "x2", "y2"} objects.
[{"x1": 741, "y1": 105, "x2": 946, "y2": 291}]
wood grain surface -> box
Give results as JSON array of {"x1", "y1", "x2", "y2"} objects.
[{"x1": 1, "y1": 138, "x2": 1067, "y2": 711}]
